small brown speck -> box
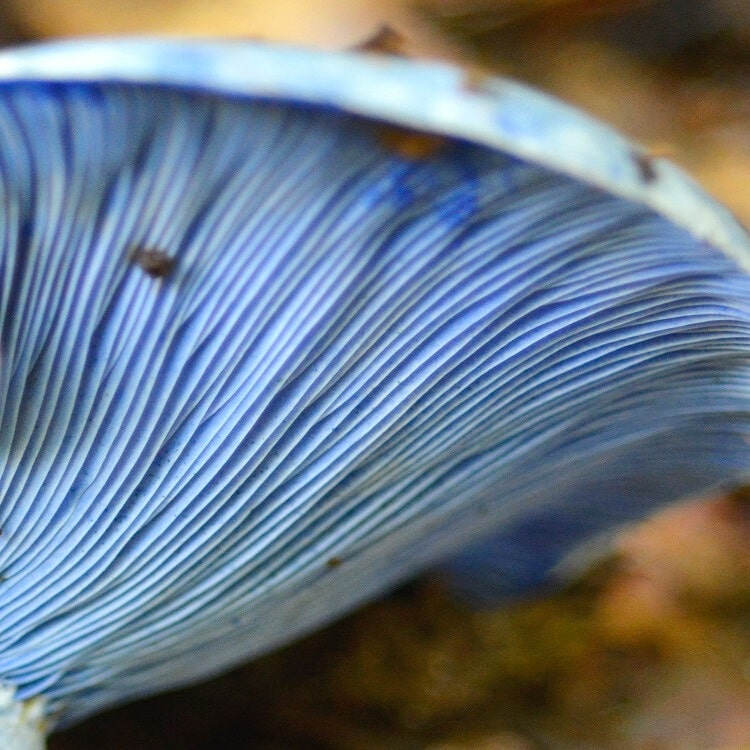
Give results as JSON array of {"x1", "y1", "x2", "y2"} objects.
[
  {"x1": 326, "y1": 557, "x2": 343, "y2": 569},
  {"x1": 130, "y1": 246, "x2": 176, "y2": 279},
  {"x1": 351, "y1": 24, "x2": 407, "y2": 57},
  {"x1": 633, "y1": 151, "x2": 658, "y2": 184},
  {"x1": 377, "y1": 125, "x2": 448, "y2": 160},
  {"x1": 462, "y1": 66, "x2": 494, "y2": 94}
]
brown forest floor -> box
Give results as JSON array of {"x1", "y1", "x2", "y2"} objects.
[{"x1": 2, "y1": 2, "x2": 747, "y2": 748}]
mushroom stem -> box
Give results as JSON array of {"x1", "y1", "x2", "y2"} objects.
[{"x1": 0, "y1": 687, "x2": 46, "y2": 750}]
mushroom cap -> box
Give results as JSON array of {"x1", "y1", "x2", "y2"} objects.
[{"x1": 0, "y1": 38, "x2": 749, "y2": 729}]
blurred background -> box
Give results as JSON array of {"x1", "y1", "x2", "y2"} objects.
[{"x1": 4, "y1": 1, "x2": 747, "y2": 748}]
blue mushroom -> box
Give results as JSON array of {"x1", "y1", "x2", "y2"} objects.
[{"x1": 0, "y1": 38, "x2": 749, "y2": 747}]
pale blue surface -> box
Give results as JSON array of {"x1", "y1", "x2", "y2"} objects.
[
  {"x1": 0, "y1": 42, "x2": 747, "y2": 727},
  {"x1": 0, "y1": 38, "x2": 747, "y2": 266}
]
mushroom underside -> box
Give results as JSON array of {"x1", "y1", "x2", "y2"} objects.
[{"x1": 0, "y1": 82, "x2": 748, "y2": 726}]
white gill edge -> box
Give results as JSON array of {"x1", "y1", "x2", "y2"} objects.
[
  {"x1": 0, "y1": 685, "x2": 46, "y2": 750},
  {"x1": 0, "y1": 39, "x2": 746, "y2": 270}
]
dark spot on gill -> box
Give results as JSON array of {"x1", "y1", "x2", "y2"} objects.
[
  {"x1": 633, "y1": 150, "x2": 658, "y2": 184},
  {"x1": 351, "y1": 24, "x2": 407, "y2": 56},
  {"x1": 129, "y1": 246, "x2": 176, "y2": 279},
  {"x1": 326, "y1": 557, "x2": 343, "y2": 569}
]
